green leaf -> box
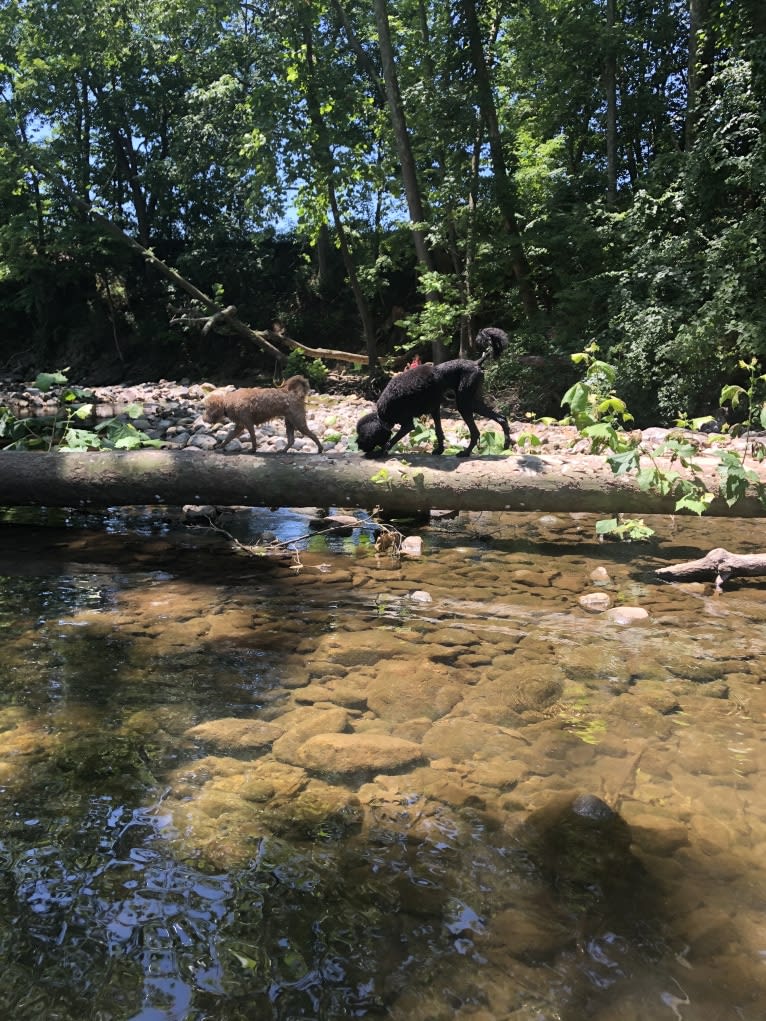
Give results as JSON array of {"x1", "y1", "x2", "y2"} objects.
[
  {"x1": 675, "y1": 493, "x2": 713, "y2": 514},
  {"x1": 607, "y1": 449, "x2": 641, "y2": 475},
  {"x1": 720, "y1": 384, "x2": 745, "y2": 408},
  {"x1": 595, "y1": 518, "x2": 619, "y2": 534},
  {"x1": 59, "y1": 428, "x2": 100, "y2": 451},
  {"x1": 35, "y1": 369, "x2": 69, "y2": 392},
  {"x1": 561, "y1": 382, "x2": 590, "y2": 414}
]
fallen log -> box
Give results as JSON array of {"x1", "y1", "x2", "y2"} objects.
[
  {"x1": 655, "y1": 548, "x2": 766, "y2": 588},
  {"x1": 2, "y1": 449, "x2": 766, "y2": 516}
]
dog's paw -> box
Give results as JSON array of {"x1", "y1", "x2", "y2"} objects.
[{"x1": 455, "y1": 448, "x2": 472, "y2": 458}]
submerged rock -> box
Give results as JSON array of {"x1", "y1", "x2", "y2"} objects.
[
  {"x1": 185, "y1": 717, "x2": 284, "y2": 751},
  {"x1": 294, "y1": 732, "x2": 426, "y2": 777}
]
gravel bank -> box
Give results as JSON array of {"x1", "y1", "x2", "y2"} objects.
[{"x1": 0, "y1": 375, "x2": 753, "y2": 457}]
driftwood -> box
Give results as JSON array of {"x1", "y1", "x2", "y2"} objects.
[
  {"x1": 2, "y1": 449, "x2": 766, "y2": 517},
  {"x1": 655, "y1": 548, "x2": 766, "y2": 590}
]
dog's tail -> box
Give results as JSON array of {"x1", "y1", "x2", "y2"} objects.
[{"x1": 475, "y1": 327, "x2": 509, "y2": 366}]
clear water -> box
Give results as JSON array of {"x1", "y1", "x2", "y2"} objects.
[{"x1": 0, "y1": 507, "x2": 764, "y2": 1020}]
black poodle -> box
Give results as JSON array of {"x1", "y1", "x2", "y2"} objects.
[{"x1": 356, "y1": 327, "x2": 511, "y2": 457}]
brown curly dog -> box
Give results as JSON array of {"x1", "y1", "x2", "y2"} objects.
[{"x1": 203, "y1": 375, "x2": 323, "y2": 453}]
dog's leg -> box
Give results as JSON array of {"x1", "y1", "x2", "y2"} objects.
[
  {"x1": 430, "y1": 406, "x2": 446, "y2": 455},
  {"x1": 456, "y1": 414, "x2": 480, "y2": 456},
  {"x1": 246, "y1": 421, "x2": 259, "y2": 452},
  {"x1": 454, "y1": 387, "x2": 483, "y2": 456},
  {"x1": 285, "y1": 413, "x2": 323, "y2": 452},
  {"x1": 219, "y1": 422, "x2": 241, "y2": 448},
  {"x1": 300, "y1": 426, "x2": 323, "y2": 453},
  {"x1": 455, "y1": 390, "x2": 510, "y2": 456},
  {"x1": 472, "y1": 396, "x2": 511, "y2": 449},
  {"x1": 385, "y1": 420, "x2": 416, "y2": 452}
]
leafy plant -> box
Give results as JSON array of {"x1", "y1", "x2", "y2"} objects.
[
  {"x1": 560, "y1": 343, "x2": 634, "y2": 453},
  {"x1": 405, "y1": 419, "x2": 438, "y2": 450},
  {"x1": 0, "y1": 378, "x2": 162, "y2": 452},
  {"x1": 566, "y1": 346, "x2": 766, "y2": 538},
  {"x1": 595, "y1": 517, "x2": 655, "y2": 542},
  {"x1": 477, "y1": 429, "x2": 510, "y2": 455},
  {"x1": 284, "y1": 350, "x2": 329, "y2": 389}
]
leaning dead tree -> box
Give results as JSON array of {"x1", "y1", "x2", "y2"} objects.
[
  {"x1": 2, "y1": 449, "x2": 766, "y2": 518},
  {"x1": 168, "y1": 308, "x2": 368, "y2": 366},
  {"x1": 36, "y1": 163, "x2": 367, "y2": 368}
]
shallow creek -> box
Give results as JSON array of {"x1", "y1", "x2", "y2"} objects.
[{"x1": 0, "y1": 505, "x2": 765, "y2": 1021}]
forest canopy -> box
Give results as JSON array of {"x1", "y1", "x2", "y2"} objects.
[{"x1": 1, "y1": 0, "x2": 765, "y2": 424}]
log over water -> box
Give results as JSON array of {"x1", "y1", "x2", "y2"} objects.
[{"x1": 2, "y1": 449, "x2": 766, "y2": 517}]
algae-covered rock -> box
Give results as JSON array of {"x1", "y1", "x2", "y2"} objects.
[
  {"x1": 294, "y1": 732, "x2": 426, "y2": 777},
  {"x1": 185, "y1": 717, "x2": 284, "y2": 751}
]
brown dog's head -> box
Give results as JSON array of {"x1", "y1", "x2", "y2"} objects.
[
  {"x1": 203, "y1": 391, "x2": 228, "y2": 425},
  {"x1": 282, "y1": 375, "x2": 311, "y2": 398}
]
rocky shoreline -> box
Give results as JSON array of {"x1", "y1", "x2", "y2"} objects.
[{"x1": 0, "y1": 374, "x2": 753, "y2": 457}]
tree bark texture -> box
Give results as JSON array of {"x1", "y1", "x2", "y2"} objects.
[{"x1": 2, "y1": 450, "x2": 766, "y2": 517}]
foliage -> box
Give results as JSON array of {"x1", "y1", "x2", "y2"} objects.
[
  {"x1": 0, "y1": 0, "x2": 763, "y2": 410},
  {"x1": 283, "y1": 349, "x2": 329, "y2": 389},
  {"x1": 565, "y1": 346, "x2": 766, "y2": 539},
  {"x1": 0, "y1": 374, "x2": 162, "y2": 452},
  {"x1": 560, "y1": 343, "x2": 634, "y2": 452}
]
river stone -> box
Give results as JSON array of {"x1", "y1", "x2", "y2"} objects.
[
  {"x1": 421, "y1": 717, "x2": 527, "y2": 762},
  {"x1": 557, "y1": 645, "x2": 628, "y2": 683},
  {"x1": 589, "y1": 566, "x2": 612, "y2": 584},
  {"x1": 429, "y1": 626, "x2": 479, "y2": 648},
  {"x1": 292, "y1": 683, "x2": 368, "y2": 710},
  {"x1": 309, "y1": 513, "x2": 359, "y2": 533},
  {"x1": 511, "y1": 568, "x2": 552, "y2": 587},
  {"x1": 185, "y1": 717, "x2": 284, "y2": 751},
  {"x1": 294, "y1": 732, "x2": 425, "y2": 776},
  {"x1": 400, "y1": 536, "x2": 422, "y2": 557},
  {"x1": 579, "y1": 592, "x2": 612, "y2": 613},
  {"x1": 457, "y1": 665, "x2": 564, "y2": 723},
  {"x1": 656, "y1": 646, "x2": 725, "y2": 684},
  {"x1": 490, "y1": 905, "x2": 570, "y2": 961},
  {"x1": 604, "y1": 606, "x2": 649, "y2": 625},
  {"x1": 310, "y1": 628, "x2": 414, "y2": 667},
  {"x1": 362, "y1": 661, "x2": 463, "y2": 722},
  {"x1": 271, "y1": 706, "x2": 350, "y2": 765},
  {"x1": 625, "y1": 812, "x2": 689, "y2": 856},
  {"x1": 260, "y1": 779, "x2": 362, "y2": 839}
]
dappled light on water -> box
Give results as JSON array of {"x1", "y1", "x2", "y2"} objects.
[{"x1": 0, "y1": 507, "x2": 765, "y2": 1019}]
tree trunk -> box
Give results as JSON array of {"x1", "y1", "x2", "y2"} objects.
[
  {"x1": 2, "y1": 451, "x2": 766, "y2": 517},
  {"x1": 373, "y1": 0, "x2": 445, "y2": 362},
  {"x1": 604, "y1": 0, "x2": 618, "y2": 208},
  {"x1": 301, "y1": 16, "x2": 379, "y2": 368},
  {"x1": 460, "y1": 0, "x2": 538, "y2": 317},
  {"x1": 686, "y1": 0, "x2": 709, "y2": 149}
]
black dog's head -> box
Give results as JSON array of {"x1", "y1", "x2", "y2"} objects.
[{"x1": 356, "y1": 411, "x2": 391, "y2": 455}]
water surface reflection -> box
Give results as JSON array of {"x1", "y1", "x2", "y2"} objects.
[{"x1": 0, "y1": 508, "x2": 764, "y2": 1020}]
